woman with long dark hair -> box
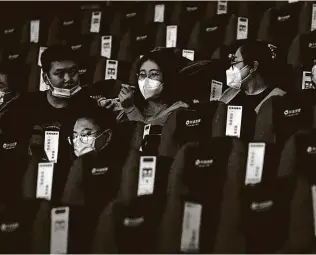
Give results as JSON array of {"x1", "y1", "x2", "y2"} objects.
[{"x1": 100, "y1": 48, "x2": 189, "y2": 125}]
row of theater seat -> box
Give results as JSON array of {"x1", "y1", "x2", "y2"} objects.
[
  {"x1": 72, "y1": 93, "x2": 316, "y2": 253},
  {"x1": 2, "y1": 90, "x2": 316, "y2": 253},
  {"x1": 1, "y1": 1, "x2": 313, "y2": 48},
  {"x1": 3, "y1": 1, "x2": 316, "y2": 94},
  {"x1": 3, "y1": 1, "x2": 316, "y2": 253}
]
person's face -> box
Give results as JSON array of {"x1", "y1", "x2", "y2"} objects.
[
  {"x1": 71, "y1": 117, "x2": 112, "y2": 157},
  {"x1": 44, "y1": 60, "x2": 80, "y2": 89},
  {"x1": 72, "y1": 118, "x2": 100, "y2": 156},
  {"x1": 231, "y1": 47, "x2": 251, "y2": 81},
  {"x1": 137, "y1": 60, "x2": 164, "y2": 100},
  {"x1": 138, "y1": 60, "x2": 163, "y2": 83}
]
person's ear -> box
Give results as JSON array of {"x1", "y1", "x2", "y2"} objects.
[
  {"x1": 104, "y1": 129, "x2": 112, "y2": 145},
  {"x1": 250, "y1": 61, "x2": 259, "y2": 73},
  {"x1": 43, "y1": 72, "x2": 49, "y2": 85},
  {"x1": 95, "y1": 129, "x2": 112, "y2": 151}
]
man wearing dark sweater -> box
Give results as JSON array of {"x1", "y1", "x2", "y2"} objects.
[{"x1": 1, "y1": 45, "x2": 99, "y2": 203}]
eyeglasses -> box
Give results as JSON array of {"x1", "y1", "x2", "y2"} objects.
[
  {"x1": 228, "y1": 60, "x2": 245, "y2": 70},
  {"x1": 137, "y1": 70, "x2": 162, "y2": 81},
  {"x1": 0, "y1": 91, "x2": 10, "y2": 97},
  {"x1": 68, "y1": 131, "x2": 98, "y2": 144},
  {"x1": 231, "y1": 60, "x2": 244, "y2": 64},
  {"x1": 228, "y1": 54, "x2": 244, "y2": 66}
]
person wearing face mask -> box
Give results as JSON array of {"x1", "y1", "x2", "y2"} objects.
[
  {"x1": 220, "y1": 41, "x2": 286, "y2": 113},
  {"x1": 99, "y1": 49, "x2": 190, "y2": 125},
  {"x1": 31, "y1": 108, "x2": 130, "y2": 254},
  {"x1": 18, "y1": 45, "x2": 99, "y2": 203},
  {"x1": 63, "y1": 108, "x2": 126, "y2": 207},
  {"x1": 57, "y1": 108, "x2": 129, "y2": 253}
]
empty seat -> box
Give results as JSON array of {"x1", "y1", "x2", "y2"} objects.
[
  {"x1": 93, "y1": 126, "x2": 175, "y2": 253},
  {"x1": 0, "y1": 17, "x2": 25, "y2": 48},
  {"x1": 0, "y1": 131, "x2": 30, "y2": 204},
  {"x1": 117, "y1": 23, "x2": 161, "y2": 63},
  {"x1": 21, "y1": 17, "x2": 54, "y2": 46},
  {"x1": 176, "y1": 2, "x2": 206, "y2": 50},
  {"x1": 240, "y1": 142, "x2": 291, "y2": 253},
  {"x1": 178, "y1": 59, "x2": 228, "y2": 103},
  {"x1": 109, "y1": 2, "x2": 146, "y2": 39},
  {"x1": 88, "y1": 79, "x2": 122, "y2": 100},
  {"x1": 47, "y1": 7, "x2": 83, "y2": 46},
  {"x1": 159, "y1": 102, "x2": 219, "y2": 158},
  {"x1": 0, "y1": 199, "x2": 41, "y2": 253},
  {"x1": 257, "y1": 2, "x2": 302, "y2": 63},
  {"x1": 76, "y1": 56, "x2": 99, "y2": 86},
  {"x1": 89, "y1": 34, "x2": 120, "y2": 60},
  {"x1": 212, "y1": 102, "x2": 257, "y2": 143},
  {"x1": 144, "y1": 2, "x2": 173, "y2": 25},
  {"x1": 298, "y1": 2, "x2": 316, "y2": 35},
  {"x1": 287, "y1": 30, "x2": 316, "y2": 91},
  {"x1": 68, "y1": 34, "x2": 94, "y2": 60},
  {"x1": 31, "y1": 200, "x2": 100, "y2": 254},
  {"x1": 187, "y1": 15, "x2": 230, "y2": 61},
  {"x1": 93, "y1": 196, "x2": 166, "y2": 253},
  {"x1": 255, "y1": 91, "x2": 316, "y2": 145},
  {"x1": 80, "y1": 5, "x2": 104, "y2": 35},
  {"x1": 118, "y1": 122, "x2": 173, "y2": 201},
  {"x1": 220, "y1": 1, "x2": 273, "y2": 48},
  {"x1": 277, "y1": 129, "x2": 316, "y2": 253},
  {"x1": 0, "y1": 46, "x2": 32, "y2": 93},
  {"x1": 93, "y1": 57, "x2": 132, "y2": 84},
  {"x1": 158, "y1": 137, "x2": 247, "y2": 253}
]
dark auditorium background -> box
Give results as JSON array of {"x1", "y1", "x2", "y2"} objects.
[{"x1": 1, "y1": 0, "x2": 316, "y2": 254}]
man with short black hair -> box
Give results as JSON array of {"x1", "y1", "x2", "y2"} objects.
[
  {"x1": 40, "y1": 44, "x2": 83, "y2": 108},
  {"x1": 11, "y1": 45, "x2": 100, "y2": 203}
]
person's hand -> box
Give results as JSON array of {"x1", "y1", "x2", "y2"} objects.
[
  {"x1": 119, "y1": 84, "x2": 135, "y2": 108},
  {"x1": 90, "y1": 95, "x2": 102, "y2": 101},
  {"x1": 97, "y1": 98, "x2": 116, "y2": 111}
]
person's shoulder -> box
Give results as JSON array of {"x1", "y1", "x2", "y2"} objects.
[
  {"x1": 18, "y1": 91, "x2": 47, "y2": 105},
  {"x1": 219, "y1": 87, "x2": 241, "y2": 104},
  {"x1": 170, "y1": 101, "x2": 189, "y2": 108},
  {"x1": 270, "y1": 87, "x2": 286, "y2": 96},
  {"x1": 4, "y1": 91, "x2": 44, "y2": 114},
  {"x1": 73, "y1": 87, "x2": 94, "y2": 103},
  {"x1": 71, "y1": 89, "x2": 97, "y2": 108}
]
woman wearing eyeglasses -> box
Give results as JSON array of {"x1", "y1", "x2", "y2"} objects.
[
  {"x1": 100, "y1": 49, "x2": 189, "y2": 125},
  {"x1": 220, "y1": 40, "x2": 286, "y2": 113}
]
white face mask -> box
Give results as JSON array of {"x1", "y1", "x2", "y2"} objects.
[
  {"x1": 312, "y1": 65, "x2": 316, "y2": 85},
  {"x1": 46, "y1": 74, "x2": 81, "y2": 98},
  {"x1": 72, "y1": 130, "x2": 109, "y2": 157},
  {"x1": 74, "y1": 138, "x2": 94, "y2": 157},
  {"x1": 0, "y1": 91, "x2": 11, "y2": 105},
  {"x1": 138, "y1": 78, "x2": 163, "y2": 100},
  {"x1": 0, "y1": 91, "x2": 8, "y2": 105},
  {"x1": 226, "y1": 65, "x2": 249, "y2": 89}
]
